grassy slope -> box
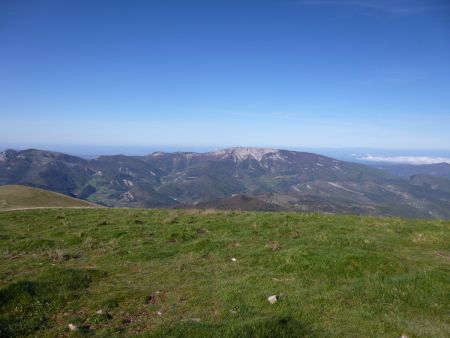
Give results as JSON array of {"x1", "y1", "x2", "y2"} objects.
[
  {"x1": 0, "y1": 185, "x2": 100, "y2": 210},
  {"x1": 0, "y1": 209, "x2": 448, "y2": 337}
]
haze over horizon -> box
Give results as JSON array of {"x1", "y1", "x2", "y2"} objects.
[{"x1": 1, "y1": 0, "x2": 449, "y2": 150}]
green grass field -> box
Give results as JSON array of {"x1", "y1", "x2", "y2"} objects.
[{"x1": 0, "y1": 209, "x2": 449, "y2": 337}]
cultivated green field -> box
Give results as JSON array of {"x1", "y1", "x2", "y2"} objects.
[{"x1": 0, "y1": 209, "x2": 449, "y2": 337}]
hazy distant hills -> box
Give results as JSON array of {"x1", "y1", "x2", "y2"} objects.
[
  {"x1": 1, "y1": 147, "x2": 450, "y2": 218},
  {"x1": 374, "y1": 163, "x2": 450, "y2": 180}
]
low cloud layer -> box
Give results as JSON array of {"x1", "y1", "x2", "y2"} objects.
[{"x1": 359, "y1": 155, "x2": 450, "y2": 165}]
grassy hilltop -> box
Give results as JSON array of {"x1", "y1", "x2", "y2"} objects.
[
  {"x1": 0, "y1": 185, "x2": 100, "y2": 211},
  {"x1": 0, "y1": 209, "x2": 449, "y2": 337}
]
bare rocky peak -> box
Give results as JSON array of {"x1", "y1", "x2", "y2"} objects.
[
  {"x1": 209, "y1": 147, "x2": 278, "y2": 161},
  {"x1": 148, "y1": 147, "x2": 281, "y2": 162},
  {"x1": 0, "y1": 149, "x2": 18, "y2": 162},
  {"x1": 150, "y1": 151, "x2": 165, "y2": 157}
]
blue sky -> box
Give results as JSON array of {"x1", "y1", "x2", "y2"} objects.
[{"x1": 1, "y1": 0, "x2": 449, "y2": 151}]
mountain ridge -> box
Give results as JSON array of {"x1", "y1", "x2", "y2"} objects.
[{"x1": 1, "y1": 147, "x2": 450, "y2": 218}]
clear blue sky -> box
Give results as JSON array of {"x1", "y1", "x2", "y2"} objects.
[{"x1": 1, "y1": 0, "x2": 449, "y2": 150}]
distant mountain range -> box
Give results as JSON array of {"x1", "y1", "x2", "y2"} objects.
[
  {"x1": 373, "y1": 162, "x2": 450, "y2": 180},
  {"x1": 1, "y1": 147, "x2": 450, "y2": 218}
]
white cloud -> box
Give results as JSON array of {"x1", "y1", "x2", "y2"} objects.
[{"x1": 359, "y1": 155, "x2": 450, "y2": 165}]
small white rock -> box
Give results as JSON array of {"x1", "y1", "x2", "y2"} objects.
[
  {"x1": 96, "y1": 309, "x2": 103, "y2": 314},
  {"x1": 268, "y1": 295, "x2": 279, "y2": 304},
  {"x1": 157, "y1": 311, "x2": 162, "y2": 316},
  {"x1": 231, "y1": 258, "x2": 237, "y2": 262},
  {"x1": 401, "y1": 335, "x2": 409, "y2": 338},
  {"x1": 68, "y1": 323, "x2": 77, "y2": 331}
]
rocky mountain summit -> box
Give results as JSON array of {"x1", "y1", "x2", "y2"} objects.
[{"x1": 208, "y1": 147, "x2": 279, "y2": 162}]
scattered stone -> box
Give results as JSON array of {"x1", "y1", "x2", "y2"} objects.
[
  {"x1": 401, "y1": 335, "x2": 409, "y2": 338},
  {"x1": 267, "y1": 241, "x2": 281, "y2": 251},
  {"x1": 68, "y1": 323, "x2": 77, "y2": 331},
  {"x1": 272, "y1": 277, "x2": 295, "y2": 282},
  {"x1": 231, "y1": 257, "x2": 237, "y2": 262},
  {"x1": 157, "y1": 311, "x2": 162, "y2": 316},
  {"x1": 268, "y1": 295, "x2": 279, "y2": 304},
  {"x1": 96, "y1": 309, "x2": 103, "y2": 314},
  {"x1": 182, "y1": 317, "x2": 201, "y2": 322}
]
